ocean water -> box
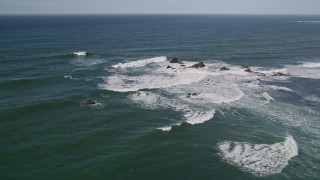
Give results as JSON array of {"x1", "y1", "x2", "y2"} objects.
[{"x1": 1, "y1": 15, "x2": 320, "y2": 179}]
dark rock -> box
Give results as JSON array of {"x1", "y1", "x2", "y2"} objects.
[
  {"x1": 170, "y1": 58, "x2": 179, "y2": 63},
  {"x1": 241, "y1": 65, "x2": 249, "y2": 69},
  {"x1": 240, "y1": 65, "x2": 256, "y2": 73},
  {"x1": 180, "y1": 64, "x2": 186, "y2": 67},
  {"x1": 220, "y1": 66, "x2": 230, "y2": 71},
  {"x1": 85, "y1": 99, "x2": 96, "y2": 105},
  {"x1": 272, "y1": 72, "x2": 290, "y2": 76},
  {"x1": 242, "y1": 66, "x2": 253, "y2": 73},
  {"x1": 186, "y1": 93, "x2": 199, "y2": 98},
  {"x1": 189, "y1": 62, "x2": 205, "y2": 68},
  {"x1": 166, "y1": 65, "x2": 172, "y2": 69}
]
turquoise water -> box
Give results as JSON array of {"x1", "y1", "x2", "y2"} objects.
[{"x1": 1, "y1": 15, "x2": 320, "y2": 179}]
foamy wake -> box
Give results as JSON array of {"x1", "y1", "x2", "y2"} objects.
[
  {"x1": 264, "y1": 85, "x2": 292, "y2": 92},
  {"x1": 73, "y1": 51, "x2": 87, "y2": 56},
  {"x1": 129, "y1": 91, "x2": 215, "y2": 130},
  {"x1": 262, "y1": 92, "x2": 274, "y2": 101},
  {"x1": 112, "y1": 56, "x2": 167, "y2": 69},
  {"x1": 218, "y1": 135, "x2": 298, "y2": 176}
]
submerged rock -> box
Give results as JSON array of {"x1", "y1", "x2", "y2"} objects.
[
  {"x1": 170, "y1": 58, "x2": 179, "y2": 63},
  {"x1": 220, "y1": 66, "x2": 230, "y2": 71},
  {"x1": 189, "y1": 62, "x2": 205, "y2": 68},
  {"x1": 254, "y1": 72, "x2": 266, "y2": 76},
  {"x1": 272, "y1": 72, "x2": 290, "y2": 76},
  {"x1": 85, "y1": 99, "x2": 96, "y2": 105}
]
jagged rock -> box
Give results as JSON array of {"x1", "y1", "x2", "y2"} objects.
[
  {"x1": 272, "y1": 72, "x2": 290, "y2": 76},
  {"x1": 170, "y1": 58, "x2": 179, "y2": 63},
  {"x1": 189, "y1": 62, "x2": 205, "y2": 68},
  {"x1": 186, "y1": 93, "x2": 199, "y2": 98},
  {"x1": 85, "y1": 99, "x2": 96, "y2": 105},
  {"x1": 220, "y1": 66, "x2": 230, "y2": 71},
  {"x1": 241, "y1": 66, "x2": 253, "y2": 73},
  {"x1": 166, "y1": 65, "x2": 172, "y2": 69}
]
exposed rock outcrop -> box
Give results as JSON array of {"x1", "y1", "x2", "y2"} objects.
[
  {"x1": 85, "y1": 99, "x2": 96, "y2": 105},
  {"x1": 186, "y1": 93, "x2": 200, "y2": 98},
  {"x1": 189, "y1": 62, "x2": 205, "y2": 68},
  {"x1": 220, "y1": 66, "x2": 230, "y2": 71},
  {"x1": 272, "y1": 72, "x2": 290, "y2": 76}
]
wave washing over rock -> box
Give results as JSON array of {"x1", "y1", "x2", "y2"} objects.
[
  {"x1": 73, "y1": 51, "x2": 87, "y2": 56},
  {"x1": 218, "y1": 135, "x2": 298, "y2": 176},
  {"x1": 100, "y1": 56, "x2": 320, "y2": 133}
]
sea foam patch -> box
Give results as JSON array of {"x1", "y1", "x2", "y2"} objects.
[
  {"x1": 73, "y1": 51, "x2": 87, "y2": 56},
  {"x1": 218, "y1": 135, "x2": 298, "y2": 176},
  {"x1": 102, "y1": 57, "x2": 319, "y2": 132},
  {"x1": 129, "y1": 91, "x2": 215, "y2": 130}
]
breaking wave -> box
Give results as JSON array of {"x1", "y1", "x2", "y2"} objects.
[
  {"x1": 300, "y1": 62, "x2": 320, "y2": 68},
  {"x1": 112, "y1": 56, "x2": 167, "y2": 69},
  {"x1": 218, "y1": 135, "x2": 298, "y2": 176},
  {"x1": 129, "y1": 91, "x2": 215, "y2": 130}
]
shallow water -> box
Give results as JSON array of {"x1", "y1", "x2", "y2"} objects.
[{"x1": 1, "y1": 15, "x2": 320, "y2": 179}]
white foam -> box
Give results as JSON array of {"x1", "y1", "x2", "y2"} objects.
[
  {"x1": 100, "y1": 69, "x2": 207, "y2": 92},
  {"x1": 285, "y1": 63, "x2": 320, "y2": 79},
  {"x1": 72, "y1": 58, "x2": 103, "y2": 66},
  {"x1": 294, "y1": 21, "x2": 320, "y2": 23},
  {"x1": 102, "y1": 58, "x2": 320, "y2": 133},
  {"x1": 73, "y1": 51, "x2": 87, "y2": 56},
  {"x1": 253, "y1": 68, "x2": 288, "y2": 76},
  {"x1": 264, "y1": 85, "x2": 292, "y2": 92},
  {"x1": 303, "y1": 94, "x2": 320, "y2": 103},
  {"x1": 184, "y1": 86, "x2": 244, "y2": 104},
  {"x1": 64, "y1": 75, "x2": 73, "y2": 79},
  {"x1": 184, "y1": 109, "x2": 215, "y2": 125},
  {"x1": 300, "y1": 62, "x2": 320, "y2": 68},
  {"x1": 262, "y1": 92, "x2": 273, "y2": 101},
  {"x1": 112, "y1": 56, "x2": 167, "y2": 69},
  {"x1": 157, "y1": 126, "x2": 172, "y2": 131},
  {"x1": 129, "y1": 91, "x2": 215, "y2": 130},
  {"x1": 218, "y1": 135, "x2": 298, "y2": 176}
]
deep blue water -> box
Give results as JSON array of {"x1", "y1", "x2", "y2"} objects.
[{"x1": 1, "y1": 15, "x2": 320, "y2": 179}]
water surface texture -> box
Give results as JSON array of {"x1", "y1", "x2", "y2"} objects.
[{"x1": 1, "y1": 15, "x2": 320, "y2": 179}]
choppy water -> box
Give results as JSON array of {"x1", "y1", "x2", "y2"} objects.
[{"x1": 1, "y1": 15, "x2": 320, "y2": 179}]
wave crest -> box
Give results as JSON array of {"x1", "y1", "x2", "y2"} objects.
[{"x1": 112, "y1": 56, "x2": 167, "y2": 69}]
